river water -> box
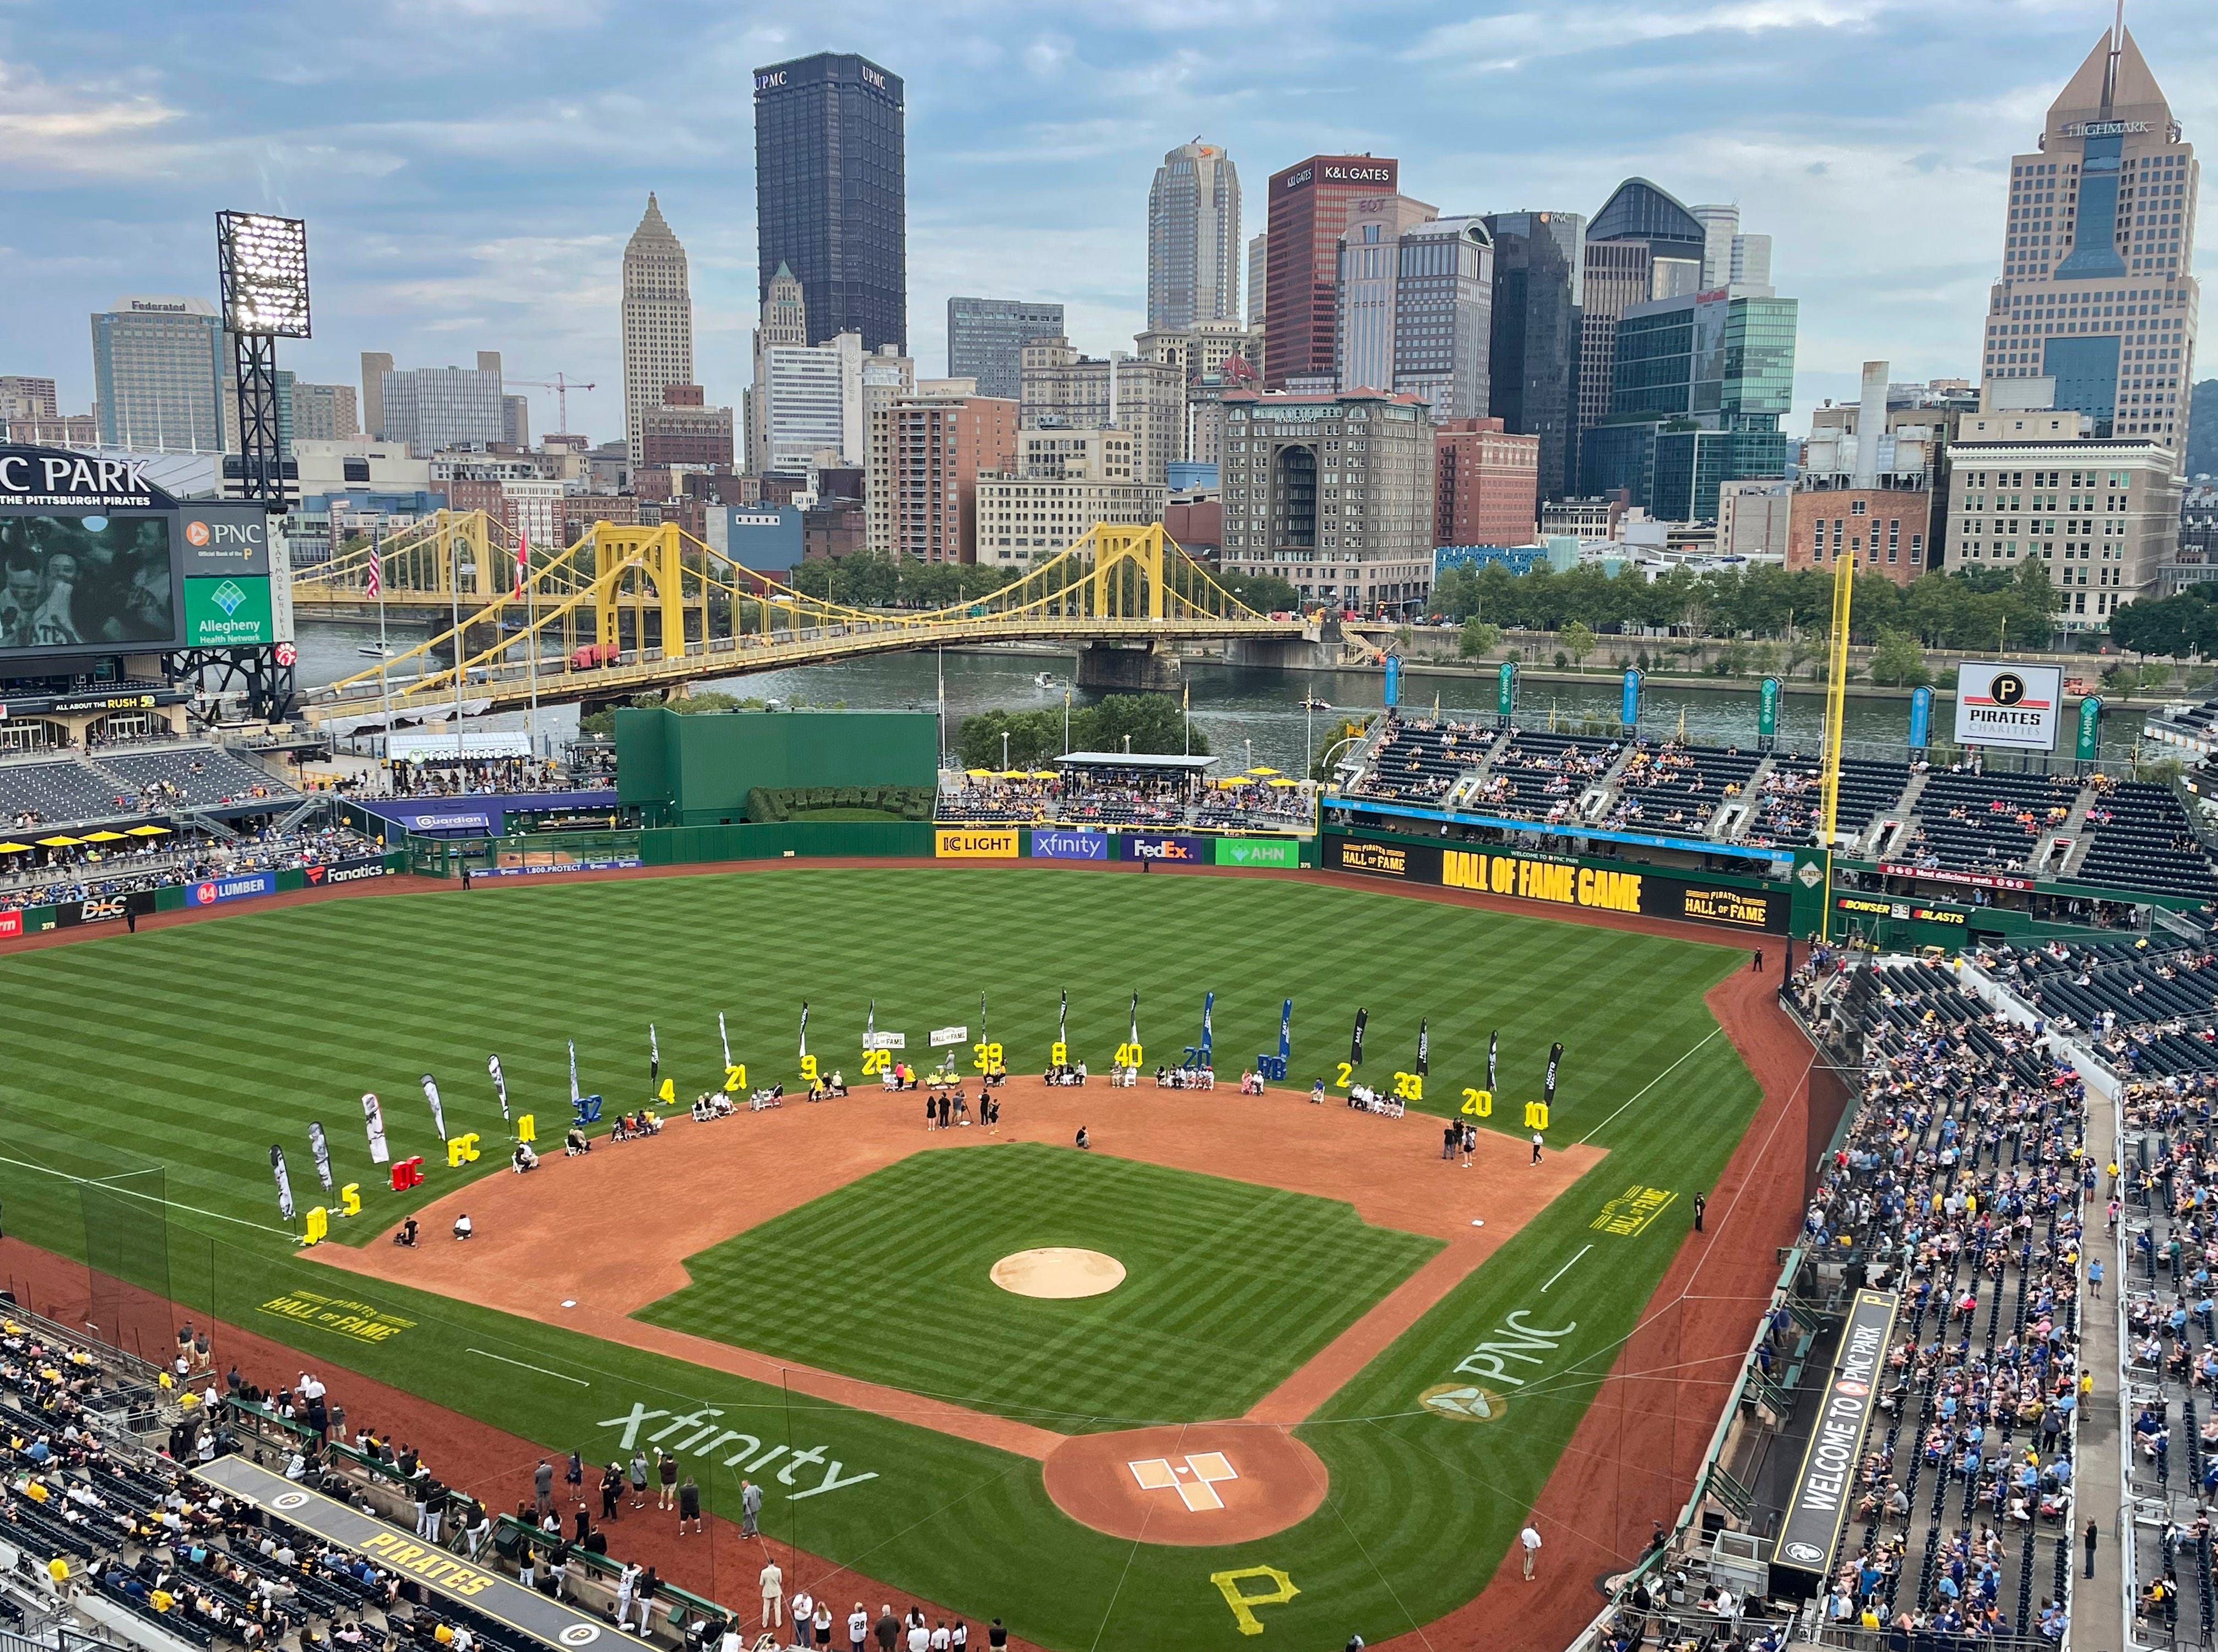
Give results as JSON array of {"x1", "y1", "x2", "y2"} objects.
[{"x1": 295, "y1": 620, "x2": 2144, "y2": 773}]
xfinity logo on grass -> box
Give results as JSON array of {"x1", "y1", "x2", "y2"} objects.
[{"x1": 599, "y1": 1403, "x2": 877, "y2": 1501}]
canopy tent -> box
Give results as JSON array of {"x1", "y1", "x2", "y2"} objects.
[
  {"x1": 126, "y1": 825, "x2": 172, "y2": 836},
  {"x1": 36, "y1": 836, "x2": 80, "y2": 848},
  {"x1": 1055, "y1": 752, "x2": 1217, "y2": 773},
  {"x1": 82, "y1": 830, "x2": 128, "y2": 843}
]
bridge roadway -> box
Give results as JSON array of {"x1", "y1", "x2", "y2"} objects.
[{"x1": 301, "y1": 612, "x2": 1307, "y2": 725}]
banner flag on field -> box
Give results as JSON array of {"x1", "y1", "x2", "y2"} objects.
[
  {"x1": 1129, "y1": 992, "x2": 1140, "y2": 1050},
  {"x1": 1349, "y1": 1008, "x2": 1368, "y2": 1066},
  {"x1": 1416, "y1": 1018, "x2": 1429, "y2": 1077},
  {"x1": 421, "y1": 1074, "x2": 447, "y2": 1141},
  {"x1": 1278, "y1": 998, "x2": 1293, "y2": 1061},
  {"x1": 649, "y1": 1023, "x2": 660, "y2": 1084},
  {"x1": 361, "y1": 1093, "x2": 389, "y2": 1165},
  {"x1": 1487, "y1": 1032, "x2": 1498, "y2": 1093},
  {"x1": 567, "y1": 1040, "x2": 581, "y2": 1106},
  {"x1": 307, "y1": 1122, "x2": 333, "y2": 1193},
  {"x1": 1058, "y1": 990, "x2": 1069, "y2": 1046},
  {"x1": 1199, "y1": 991, "x2": 1214, "y2": 1063},
  {"x1": 1544, "y1": 1042, "x2": 1564, "y2": 1108},
  {"x1": 979, "y1": 992, "x2": 988, "y2": 1045},
  {"x1": 718, "y1": 1013, "x2": 732, "y2": 1070},
  {"x1": 270, "y1": 1146, "x2": 296, "y2": 1222},
  {"x1": 487, "y1": 1054, "x2": 510, "y2": 1121},
  {"x1": 798, "y1": 1002, "x2": 809, "y2": 1059},
  {"x1": 865, "y1": 1001, "x2": 876, "y2": 1047}
]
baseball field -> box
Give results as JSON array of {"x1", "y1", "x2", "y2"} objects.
[{"x1": 0, "y1": 865, "x2": 1781, "y2": 1651}]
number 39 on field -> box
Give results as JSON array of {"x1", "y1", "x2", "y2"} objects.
[{"x1": 973, "y1": 1040, "x2": 1004, "y2": 1073}]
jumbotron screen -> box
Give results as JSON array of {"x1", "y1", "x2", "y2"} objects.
[{"x1": 0, "y1": 512, "x2": 176, "y2": 655}]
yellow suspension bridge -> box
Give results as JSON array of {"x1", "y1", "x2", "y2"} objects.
[{"x1": 292, "y1": 513, "x2": 1306, "y2": 726}]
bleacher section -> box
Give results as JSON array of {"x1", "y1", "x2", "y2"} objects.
[
  {"x1": 1982, "y1": 936, "x2": 2218, "y2": 1081},
  {"x1": 1467, "y1": 730, "x2": 1611, "y2": 824},
  {"x1": 2070, "y1": 782, "x2": 2218, "y2": 900},
  {"x1": 1344, "y1": 720, "x2": 1493, "y2": 807},
  {"x1": 1895, "y1": 769, "x2": 2079, "y2": 876},
  {"x1": 0, "y1": 744, "x2": 294, "y2": 832},
  {"x1": 1606, "y1": 741, "x2": 1760, "y2": 834}
]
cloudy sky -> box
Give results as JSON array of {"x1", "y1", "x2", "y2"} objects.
[{"x1": 4, "y1": 0, "x2": 2210, "y2": 447}]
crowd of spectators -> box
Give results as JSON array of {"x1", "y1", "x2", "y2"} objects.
[
  {"x1": 0, "y1": 825, "x2": 384, "y2": 914},
  {"x1": 934, "y1": 766, "x2": 1311, "y2": 833}
]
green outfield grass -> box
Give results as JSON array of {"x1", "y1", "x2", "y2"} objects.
[
  {"x1": 0, "y1": 867, "x2": 1772, "y2": 1652},
  {"x1": 639, "y1": 1142, "x2": 1440, "y2": 1430}
]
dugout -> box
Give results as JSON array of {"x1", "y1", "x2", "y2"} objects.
[{"x1": 616, "y1": 705, "x2": 939, "y2": 826}]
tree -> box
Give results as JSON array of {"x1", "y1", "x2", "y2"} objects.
[
  {"x1": 1867, "y1": 627, "x2": 1929, "y2": 688},
  {"x1": 1219, "y1": 570, "x2": 1299, "y2": 614},
  {"x1": 1562, "y1": 621, "x2": 1596, "y2": 667},
  {"x1": 1459, "y1": 619, "x2": 1501, "y2": 660},
  {"x1": 1088, "y1": 691, "x2": 1207, "y2": 757}
]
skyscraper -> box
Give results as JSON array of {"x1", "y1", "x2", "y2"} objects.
[
  {"x1": 1333, "y1": 204, "x2": 1495, "y2": 421},
  {"x1": 754, "y1": 53, "x2": 907, "y2": 354},
  {"x1": 946, "y1": 298, "x2": 1065, "y2": 400},
  {"x1": 89, "y1": 296, "x2": 226, "y2": 454},
  {"x1": 1976, "y1": 23, "x2": 2198, "y2": 454},
  {"x1": 1577, "y1": 179, "x2": 1707, "y2": 438},
  {"x1": 360, "y1": 352, "x2": 393, "y2": 440},
  {"x1": 1484, "y1": 210, "x2": 1585, "y2": 502},
  {"x1": 1263, "y1": 154, "x2": 1400, "y2": 387},
  {"x1": 1248, "y1": 233, "x2": 1268, "y2": 328},
  {"x1": 622, "y1": 194, "x2": 695, "y2": 467},
  {"x1": 1148, "y1": 142, "x2": 1241, "y2": 332}
]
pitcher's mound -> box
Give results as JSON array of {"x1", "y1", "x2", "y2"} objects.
[
  {"x1": 1044, "y1": 1423, "x2": 1327, "y2": 1545},
  {"x1": 991, "y1": 1247, "x2": 1126, "y2": 1298}
]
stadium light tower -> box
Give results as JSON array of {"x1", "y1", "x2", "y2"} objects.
[
  {"x1": 217, "y1": 211, "x2": 310, "y2": 512},
  {"x1": 214, "y1": 210, "x2": 310, "y2": 719}
]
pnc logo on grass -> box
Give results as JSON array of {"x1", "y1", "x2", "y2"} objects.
[{"x1": 1418, "y1": 1383, "x2": 1506, "y2": 1422}]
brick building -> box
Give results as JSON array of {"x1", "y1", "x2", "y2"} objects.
[
  {"x1": 867, "y1": 395, "x2": 1019, "y2": 562},
  {"x1": 640, "y1": 383, "x2": 735, "y2": 469},
  {"x1": 1434, "y1": 417, "x2": 1539, "y2": 547}
]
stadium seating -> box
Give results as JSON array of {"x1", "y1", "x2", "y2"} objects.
[
  {"x1": 0, "y1": 759, "x2": 136, "y2": 828},
  {"x1": 1891, "y1": 769, "x2": 2080, "y2": 874},
  {"x1": 1466, "y1": 729, "x2": 1613, "y2": 823},
  {"x1": 2068, "y1": 782, "x2": 2218, "y2": 899},
  {"x1": 1344, "y1": 719, "x2": 1492, "y2": 807},
  {"x1": 97, "y1": 748, "x2": 289, "y2": 812},
  {"x1": 1607, "y1": 741, "x2": 1760, "y2": 834}
]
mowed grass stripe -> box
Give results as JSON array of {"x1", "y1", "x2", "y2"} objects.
[{"x1": 640, "y1": 1142, "x2": 1439, "y2": 1430}]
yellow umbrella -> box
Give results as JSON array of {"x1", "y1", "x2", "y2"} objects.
[
  {"x1": 82, "y1": 830, "x2": 128, "y2": 842},
  {"x1": 965, "y1": 769, "x2": 991, "y2": 778},
  {"x1": 0, "y1": 843, "x2": 30, "y2": 854},
  {"x1": 996, "y1": 770, "x2": 1030, "y2": 780},
  {"x1": 127, "y1": 824, "x2": 171, "y2": 836},
  {"x1": 1268, "y1": 778, "x2": 1300, "y2": 787},
  {"x1": 1030, "y1": 770, "x2": 1059, "y2": 780},
  {"x1": 36, "y1": 835, "x2": 80, "y2": 848},
  {"x1": 1248, "y1": 766, "x2": 1281, "y2": 776}
]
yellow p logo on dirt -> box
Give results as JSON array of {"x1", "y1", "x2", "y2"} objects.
[{"x1": 1209, "y1": 1566, "x2": 1299, "y2": 1636}]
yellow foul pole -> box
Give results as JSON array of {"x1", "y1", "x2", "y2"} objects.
[{"x1": 1820, "y1": 550, "x2": 1856, "y2": 846}]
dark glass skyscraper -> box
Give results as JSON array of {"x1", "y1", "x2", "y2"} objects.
[
  {"x1": 1483, "y1": 210, "x2": 1584, "y2": 502},
  {"x1": 753, "y1": 53, "x2": 907, "y2": 354}
]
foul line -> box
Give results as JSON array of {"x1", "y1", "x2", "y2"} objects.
[
  {"x1": 1575, "y1": 1027, "x2": 1723, "y2": 1145},
  {"x1": 0, "y1": 1151, "x2": 298, "y2": 1238},
  {"x1": 1540, "y1": 1244, "x2": 1593, "y2": 1294},
  {"x1": 465, "y1": 1348, "x2": 589, "y2": 1386}
]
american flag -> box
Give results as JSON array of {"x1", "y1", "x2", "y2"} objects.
[{"x1": 365, "y1": 534, "x2": 382, "y2": 599}]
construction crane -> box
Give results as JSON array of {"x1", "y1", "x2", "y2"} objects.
[{"x1": 509, "y1": 372, "x2": 596, "y2": 439}]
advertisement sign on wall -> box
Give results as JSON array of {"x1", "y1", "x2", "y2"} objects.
[
  {"x1": 1029, "y1": 827, "x2": 1108, "y2": 861},
  {"x1": 1215, "y1": 837, "x2": 1300, "y2": 869},
  {"x1": 935, "y1": 828, "x2": 1018, "y2": 859},
  {"x1": 304, "y1": 856, "x2": 395, "y2": 886},
  {"x1": 1770, "y1": 1289, "x2": 1900, "y2": 1599},
  {"x1": 1953, "y1": 661, "x2": 2063, "y2": 751},
  {"x1": 1124, "y1": 833, "x2": 1210, "y2": 864},
  {"x1": 191, "y1": 870, "x2": 278, "y2": 906},
  {"x1": 183, "y1": 575, "x2": 274, "y2": 645},
  {"x1": 1326, "y1": 835, "x2": 1787, "y2": 932}
]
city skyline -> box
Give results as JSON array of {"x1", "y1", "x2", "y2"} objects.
[{"x1": 2, "y1": 1, "x2": 2212, "y2": 448}]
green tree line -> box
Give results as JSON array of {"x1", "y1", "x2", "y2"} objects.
[
  {"x1": 1427, "y1": 560, "x2": 2057, "y2": 653},
  {"x1": 955, "y1": 693, "x2": 1205, "y2": 770}
]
